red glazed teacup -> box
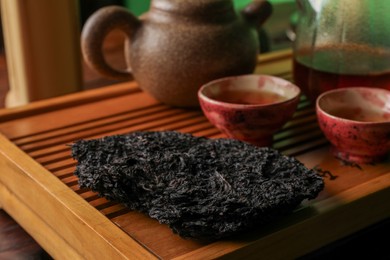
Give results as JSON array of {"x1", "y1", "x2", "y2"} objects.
[
  {"x1": 198, "y1": 74, "x2": 301, "y2": 147},
  {"x1": 316, "y1": 87, "x2": 390, "y2": 164}
]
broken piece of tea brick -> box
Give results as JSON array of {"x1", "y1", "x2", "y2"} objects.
[{"x1": 71, "y1": 131, "x2": 324, "y2": 240}]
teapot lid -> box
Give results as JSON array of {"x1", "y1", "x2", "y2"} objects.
[{"x1": 151, "y1": 0, "x2": 235, "y2": 16}]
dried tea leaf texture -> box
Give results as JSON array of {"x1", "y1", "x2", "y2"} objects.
[{"x1": 71, "y1": 131, "x2": 324, "y2": 240}]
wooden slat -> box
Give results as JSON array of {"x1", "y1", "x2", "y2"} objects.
[
  {"x1": 11, "y1": 104, "x2": 170, "y2": 144},
  {"x1": 0, "y1": 91, "x2": 160, "y2": 140},
  {"x1": 18, "y1": 109, "x2": 202, "y2": 152},
  {"x1": 0, "y1": 82, "x2": 139, "y2": 123}
]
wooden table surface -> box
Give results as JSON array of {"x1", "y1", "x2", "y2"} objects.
[{"x1": 0, "y1": 49, "x2": 389, "y2": 259}]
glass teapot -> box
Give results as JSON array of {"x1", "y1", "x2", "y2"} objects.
[{"x1": 292, "y1": 0, "x2": 390, "y2": 101}]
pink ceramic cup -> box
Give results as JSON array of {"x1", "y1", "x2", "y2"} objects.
[
  {"x1": 316, "y1": 87, "x2": 390, "y2": 164},
  {"x1": 198, "y1": 74, "x2": 301, "y2": 147}
]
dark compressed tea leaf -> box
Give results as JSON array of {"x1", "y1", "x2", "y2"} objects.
[{"x1": 71, "y1": 131, "x2": 324, "y2": 240}]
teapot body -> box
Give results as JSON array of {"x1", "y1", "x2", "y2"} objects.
[
  {"x1": 293, "y1": 0, "x2": 390, "y2": 101},
  {"x1": 82, "y1": 0, "x2": 272, "y2": 107}
]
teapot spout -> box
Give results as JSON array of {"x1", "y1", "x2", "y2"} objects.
[{"x1": 242, "y1": 0, "x2": 273, "y2": 27}]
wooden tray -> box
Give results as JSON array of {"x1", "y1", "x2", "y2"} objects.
[{"x1": 0, "y1": 49, "x2": 389, "y2": 259}]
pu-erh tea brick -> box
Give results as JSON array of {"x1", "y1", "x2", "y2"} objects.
[{"x1": 71, "y1": 131, "x2": 324, "y2": 240}]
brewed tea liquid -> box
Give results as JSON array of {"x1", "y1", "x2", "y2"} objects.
[
  {"x1": 329, "y1": 107, "x2": 388, "y2": 122},
  {"x1": 214, "y1": 89, "x2": 286, "y2": 105},
  {"x1": 293, "y1": 45, "x2": 390, "y2": 101}
]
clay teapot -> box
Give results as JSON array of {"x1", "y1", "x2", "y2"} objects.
[{"x1": 81, "y1": 0, "x2": 272, "y2": 107}]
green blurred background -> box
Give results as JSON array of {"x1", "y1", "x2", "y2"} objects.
[
  {"x1": 124, "y1": 0, "x2": 296, "y2": 51},
  {"x1": 80, "y1": 0, "x2": 297, "y2": 51},
  {"x1": 124, "y1": 0, "x2": 294, "y2": 16}
]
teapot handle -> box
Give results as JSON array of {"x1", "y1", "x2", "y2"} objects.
[
  {"x1": 81, "y1": 6, "x2": 141, "y2": 80},
  {"x1": 242, "y1": 0, "x2": 273, "y2": 27}
]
